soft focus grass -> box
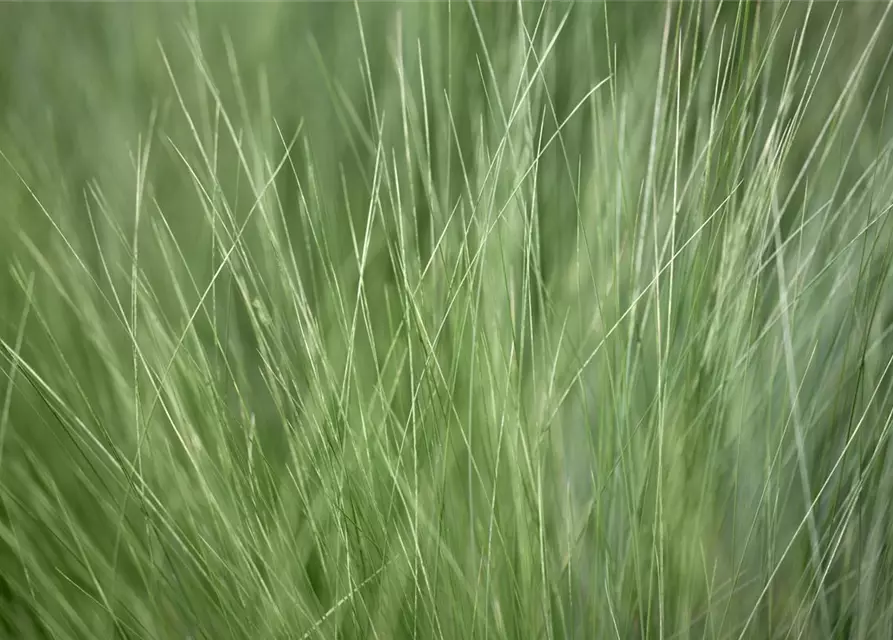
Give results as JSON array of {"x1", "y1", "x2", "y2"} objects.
[{"x1": 2, "y1": 1, "x2": 893, "y2": 638}]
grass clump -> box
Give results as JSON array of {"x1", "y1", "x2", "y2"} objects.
[{"x1": 3, "y1": 1, "x2": 893, "y2": 638}]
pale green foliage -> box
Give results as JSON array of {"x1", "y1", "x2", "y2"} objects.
[{"x1": 2, "y1": 2, "x2": 893, "y2": 638}]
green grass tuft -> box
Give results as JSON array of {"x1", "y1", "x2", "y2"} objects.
[{"x1": 3, "y1": 2, "x2": 893, "y2": 638}]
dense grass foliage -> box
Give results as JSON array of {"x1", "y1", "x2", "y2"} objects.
[{"x1": 3, "y1": 2, "x2": 893, "y2": 638}]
